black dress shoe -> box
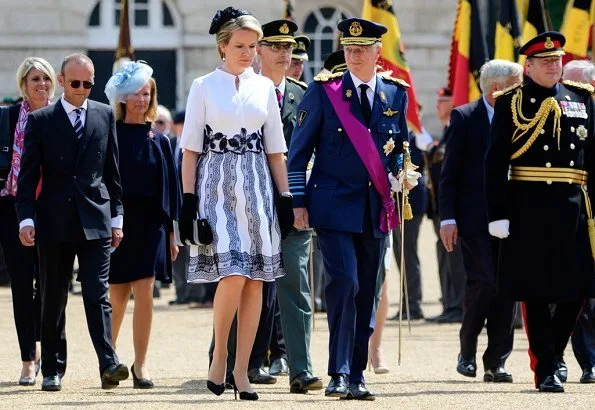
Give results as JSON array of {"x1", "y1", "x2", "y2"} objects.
[
  {"x1": 436, "y1": 310, "x2": 463, "y2": 323},
  {"x1": 131, "y1": 364, "x2": 154, "y2": 389},
  {"x1": 41, "y1": 375, "x2": 62, "y2": 391},
  {"x1": 484, "y1": 366, "x2": 513, "y2": 383},
  {"x1": 389, "y1": 310, "x2": 424, "y2": 321},
  {"x1": 456, "y1": 354, "x2": 477, "y2": 378},
  {"x1": 289, "y1": 371, "x2": 323, "y2": 393},
  {"x1": 269, "y1": 357, "x2": 289, "y2": 376},
  {"x1": 324, "y1": 374, "x2": 348, "y2": 397},
  {"x1": 539, "y1": 375, "x2": 564, "y2": 392},
  {"x1": 101, "y1": 363, "x2": 129, "y2": 390},
  {"x1": 580, "y1": 367, "x2": 595, "y2": 383},
  {"x1": 247, "y1": 367, "x2": 277, "y2": 384},
  {"x1": 555, "y1": 362, "x2": 568, "y2": 383},
  {"x1": 341, "y1": 383, "x2": 376, "y2": 401}
]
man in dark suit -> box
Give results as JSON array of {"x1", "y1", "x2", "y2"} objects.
[
  {"x1": 16, "y1": 53, "x2": 129, "y2": 391},
  {"x1": 289, "y1": 18, "x2": 411, "y2": 400},
  {"x1": 440, "y1": 59, "x2": 522, "y2": 383}
]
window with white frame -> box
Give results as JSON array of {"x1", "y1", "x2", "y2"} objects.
[{"x1": 302, "y1": 7, "x2": 350, "y2": 83}]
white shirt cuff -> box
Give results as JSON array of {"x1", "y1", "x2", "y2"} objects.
[
  {"x1": 111, "y1": 215, "x2": 123, "y2": 229},
  {"x1": 19, "y1": 218, "x2": 35, "y2": 230},
  {"x1": 440, "y1": 219, "x2": 457, "y2": 227}
]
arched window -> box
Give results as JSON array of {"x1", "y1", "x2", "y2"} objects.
[{"x1": 302, "y1": 7, "x2": 350, "y2": 83}]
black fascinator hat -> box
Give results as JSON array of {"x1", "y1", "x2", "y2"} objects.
[{"x1": 209, "y1": 7, "x2": 251, "y2": 35}]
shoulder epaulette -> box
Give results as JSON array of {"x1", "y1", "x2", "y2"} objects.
[
  {"x1": 493, "y1": 82, "x2": 522, "y2": 99},
  {"x1": 562, "y1": 80, "x2": 595, "y2": 94},
  {"x1": 313, "y1": 71, "x2": 343, "y2": 82},
  {"x1": 286, "y1": 76, "x2": 308, "y2": 89},
  {"x1": 379, "y1": 72, "x2": 410, "y2": 88}
]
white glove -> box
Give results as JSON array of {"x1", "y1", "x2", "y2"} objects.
[
  {"x1": 398, "y1": 169, "x2": 422, "y2": 190},
  {"x1": 488, "y1": 219, "x2": 510, "y2": 239},
  {"x1": 414, "y1": 127, "x2": 434, "y2": 151},
  {"x1": 388, "y1": 172, "x2": 401, "y2": 192}
]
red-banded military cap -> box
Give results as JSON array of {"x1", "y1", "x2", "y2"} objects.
[{"x1": 519, "y1": 31, "x2": 566, "y2": 58}]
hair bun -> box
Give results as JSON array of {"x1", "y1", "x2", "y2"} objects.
[{"x1": 209, "y1": 7, "x2": 250, "y2": 35}]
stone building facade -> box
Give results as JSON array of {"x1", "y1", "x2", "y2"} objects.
[{"x1": 0, "y1": 0, "x2": 456, "y2": 134}]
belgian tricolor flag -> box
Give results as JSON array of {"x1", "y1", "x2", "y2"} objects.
[
  {"x1": 448, "y1": 0, "x2": 488, "y2": 107},
  {"x1": 560, "y1": 0, "x2": 593, "y2": 62},
  {"x1": 361, "y1": 0, "x2": 422, "y2": 133},
  {"x1": 518, "y1": 0, "x2": 552, "y2": 64},
  {"x1": 494, "y1": 0, "x2": 522, "y2": 61}
]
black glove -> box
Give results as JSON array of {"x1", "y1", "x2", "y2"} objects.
[
  {"x1": 179, "y1": 193, "x2": 198, "y2": 245},
  {"x1": 278, "y1": 195, "x2": 295, "y2": 240}
]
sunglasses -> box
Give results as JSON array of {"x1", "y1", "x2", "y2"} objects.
[{"x1": 69, "y1": 80, "x2": 94, "y2": 89}]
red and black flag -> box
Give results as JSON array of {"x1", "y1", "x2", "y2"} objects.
[
  {"x1": 494, "y1": 0, "x2": 523, "y2": 61},
  {"x1": 560, "y1": 0, "x2": 593, "y2": 63},
  {"x1": 448, "y1": 0, "x2": 489, "y2": 107},
  {"x1": 362, "y1": 0, "x2": 423, "y2": 132}
]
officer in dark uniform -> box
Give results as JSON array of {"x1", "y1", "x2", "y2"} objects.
[
  {"x1": 289, "y1": 18, "x2": 409, "y2": 400},
  {"x1": 287, "y1": 35, "x2": 310, "y2": 81},
  {"x1": 485, "y1": 32, "x2": 595, "y2": 393}
]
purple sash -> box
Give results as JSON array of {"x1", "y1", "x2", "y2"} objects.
[{"x1": 322, "y1": 80, "x2": 400, "y2": 233}]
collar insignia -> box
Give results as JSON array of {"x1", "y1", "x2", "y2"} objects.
[{"x1": 345, "y1": 89, "x2": 353, "y2": 98}]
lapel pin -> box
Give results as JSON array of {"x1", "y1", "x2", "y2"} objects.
[
  {"x1": 345, "y1": 89, "x2": 353, "y2": 98},
  {"x1": 565, "y1": 95, "x2": 571, "y2": 101},
  {"x1": 379, "y1": 91, "x2": 387, "y2": 102},
  {"x1": 288, "y1": 92, "x2": 294, "y2": 100}
]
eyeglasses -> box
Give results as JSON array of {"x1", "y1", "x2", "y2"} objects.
[
  {"x1": 262, "y1": 43, "x2": 295, "y2": 53},
  {"x1": 69, "y1": 80, "x2": 94, "y2": 89}
]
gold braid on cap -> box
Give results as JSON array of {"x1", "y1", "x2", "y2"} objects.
[{"x1": 510, "y1": 89, "x2": 561, "y2": 160}]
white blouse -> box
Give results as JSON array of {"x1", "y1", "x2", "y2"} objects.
[{"x1": 180, "y1": 67, "x2": 286, "y2": 154}]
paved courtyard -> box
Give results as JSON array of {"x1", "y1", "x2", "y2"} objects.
[{"x1": 1, "y1": 220, "x2": 593, "y2": 408}]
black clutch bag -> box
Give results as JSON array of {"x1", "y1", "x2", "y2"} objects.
[{"x1": 173, "y1": 219, "x2": 213, "y2": 246}]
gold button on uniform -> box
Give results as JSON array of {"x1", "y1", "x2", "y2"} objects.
[
  {"x1": 570, "y1": 143, "x2": 575, "y2": 149},
  {"x1": 369, "y1": 181, "x2": 372, "y2": 186},
  {"x1": 546, "y1": 162, "x2": 552, "y2": 168},
  {"x1": 338, "y1": 128, "x2": 342, "y2": 132},
  {"x1": 388, "y1": 130, "x2": 393, "y2": 134},
  {"x1": 547, "y1": 180, "x2": 552, "y2": 185},
  {"x1": 530, "y1": 98, "x2": 536, "y2": 103},
  {"x1": 570, "y1": 160, "x2": 575, "y2": 166},
  {"x1": 540, "y1": 129, "x2": 545, "y2": 134},
  {"x1": 571, "y1": 126, "x2": 575, "y2": 132},
  {"x1": 543, "y1": 145, "x2": 549, "y2": 151}
]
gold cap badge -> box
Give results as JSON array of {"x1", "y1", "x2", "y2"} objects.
[
  {"x1": 279, "y1": 23, "x2": 289, "y2": 34},
  {"x1": 545, "y1": 37, "x2": 554, "y2": 49},
  {"x1": 349, "y1": 22, "x2": 363, "y2": 37}
]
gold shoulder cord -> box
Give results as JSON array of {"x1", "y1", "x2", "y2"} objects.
[{"x1": 510, "y1": 89, "x2": 561, "y2": 160}]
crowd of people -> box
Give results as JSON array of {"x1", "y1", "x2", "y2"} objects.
[{"x1": 1, "y1": 4, "x2": 595, "y2": 402}]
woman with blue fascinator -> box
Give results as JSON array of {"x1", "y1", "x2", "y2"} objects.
[
  {"x1": 104, "y1": 61, "x2": 181, "y2": 389},
  {"x1": 178, "y1": 7, "x2": 291, "y2": 401}
]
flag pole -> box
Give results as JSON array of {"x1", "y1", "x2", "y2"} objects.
[{"x1": 114, "y1": 0, "x2": 135, "y2": 74}]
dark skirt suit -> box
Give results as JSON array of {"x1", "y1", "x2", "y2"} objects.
[
  {"x1": 0, "y1": 104, "x2": 41, "y2": 361},
  {"x1": 109, "y1": 122, "x2": 180, "y2": 284}
]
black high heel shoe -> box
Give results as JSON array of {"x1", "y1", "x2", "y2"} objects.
[
  {"x1": 229, "y1": 374, "x2": 258, "y2": 400},
  {"x1": 131, "y1": 364, "x2": 154, "y2": 389},
  {"x1": 206, "y1": 380, "x2": 225, "y2": 396}
]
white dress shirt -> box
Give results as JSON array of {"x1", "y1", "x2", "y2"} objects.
[
  {"x1": 350, "y1": 72, "x2": 376, "y2": 110},
  {"x1": 20, "y1": 95, "x2": 123, "y2": 231}
]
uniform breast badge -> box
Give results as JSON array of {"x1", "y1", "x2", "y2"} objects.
[
  {"x1": 298, "y1": 110, "x2": 307, "y2": 126},
  {"x1": 345, "y1": 89, "x2": 352, "y2": 98},
  {"x1": 379, "y1": 91, "x2": 387, "y2": 102},
  {"x1": 383, "y1": 108, "x2": 398, "y2": 117},
  {"x1": 577, "y1": 125, "x2": 588, "y2": 140},
  {"x1": 560, "y1": 101, "x2": 588, "y2": 119},
  {"x1": 383, "y1": 137, "x2": 395, "y2": 155}
]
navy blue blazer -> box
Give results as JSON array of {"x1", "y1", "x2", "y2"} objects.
[
  {"x1": 439, "y1": 97, "x2": 491, "y2": 235},
  {"x1": 287, "y1": 70, "x2": 409, "y2": 238}
]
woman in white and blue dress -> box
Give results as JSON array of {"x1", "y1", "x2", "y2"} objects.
[{"x1": 178, "y1": 7, "x2": 292, "y2": 401}]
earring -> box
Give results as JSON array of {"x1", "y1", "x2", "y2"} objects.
[{"x1": 222, "y1": 56, "x2": 226, "y2": 61}]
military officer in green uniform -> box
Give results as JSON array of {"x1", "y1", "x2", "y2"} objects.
[{"x1": 485, "y1": 31, "x2": 595, "y2": 393}]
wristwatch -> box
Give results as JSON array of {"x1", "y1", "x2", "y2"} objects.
[{"x1": 281, "y1": 191, "x2": 293, "y2": 198}]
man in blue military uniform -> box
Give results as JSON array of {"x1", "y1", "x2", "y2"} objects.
[
  {"x1": 288, "y1": 18, "x2": 410, "y2": 400},
  {"x1": 485, "y1": 32, "x2": 595, "y2": 393}
]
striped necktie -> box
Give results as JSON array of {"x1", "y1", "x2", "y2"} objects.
[{"x1": 73, "y1": 108, "x2": 84, "y2": 139}]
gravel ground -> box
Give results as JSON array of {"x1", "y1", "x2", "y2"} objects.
[{"x1": 1, "y1": 220, "x2": 593, "y2": 409}]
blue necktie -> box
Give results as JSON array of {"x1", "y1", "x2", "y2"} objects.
[{"x1": 73, "y1": 108, "x2": 84, "y2": 139}]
